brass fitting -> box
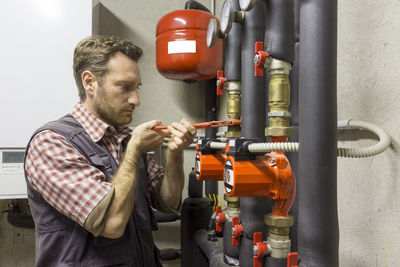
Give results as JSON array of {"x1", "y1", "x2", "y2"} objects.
[
  {"x1": 265, "y1": 58, "x2": 294, "y2": 137},
  {"x1": 224, "y1": 194, "x2": 240, "y2": 221},
  {"x1": 224, "y1": 194, "x2": 240, "y2": 209},
  {"x1": 225, "y1": 81, "x2": 241, "y2": 138},
  {"x1": 264, "y1": 214, "x2": 294, "y2": 259}
]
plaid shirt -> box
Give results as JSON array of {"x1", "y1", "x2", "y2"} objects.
[{"x1": 25, "y1": 102, "x2": 165, "y2": 226}]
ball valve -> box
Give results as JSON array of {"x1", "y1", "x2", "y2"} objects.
[
  {"x1": 215, "y1": 206, "x2": 226, "y2": 233},
  {"x1": 253, "y1": 232, "x2": 270, "y2": 267},
  {"x1": 231, "y1": 215, "x2": 244, "y2": 246},
  {"x1": 216, "y1": 70, "x2": 226, "y2": 96}
]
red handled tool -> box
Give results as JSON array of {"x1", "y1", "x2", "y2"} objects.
[{"x1": 152, "y1": 119, "x2": 241, "y2": 130}]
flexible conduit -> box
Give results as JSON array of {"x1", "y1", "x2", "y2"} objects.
[{"x1": 208, "y1": 120, "x2": 391, "y2": 158}]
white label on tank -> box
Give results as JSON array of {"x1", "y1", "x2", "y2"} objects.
[{"x1": 168, "y1": 40, "x2": 196, "y2": 54}]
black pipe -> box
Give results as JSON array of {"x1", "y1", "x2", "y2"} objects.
[
  {"x1": 239, "y1": 0, "x2": 267, "y2": 266},
  {"x1": 188, "y1": 167, "x2": 203, "y2": 198},
  {"x1": 287, "y1": 42, "x2": 300, "y2": 253},
  {"x1": 298, "y1": 0, "x2": 338, "y2": 266},
  {"x1": 194, "y1": 229, "x2": 232, "y2": 267},
  {"x1": 181, "y1": 198, "x2": 214, "y2": 267},
  {"x1": 264, "y1": 0, "x2": 295, "y2": 63},
  {"x1": 159, "y1": 248, "x2": 181, "y2": 261},
  {"x1": 204, "y1": 79, "x2": 218, "y2": 196},
  {"x1": 224, "y1": 0, "x2": 241, "y2": 81},
  {"x1": 223, "y1": 221, "x2": 239, "y2": 259},
  {"x1": 154, "y1": 211, "x2": 180, "y2": 223},
  {"x1": 184, "y1": 0, "x2": 211, "y2": 12},
  {"x1": 263, "y1": 257, "x2": 287, "y2": 267}
]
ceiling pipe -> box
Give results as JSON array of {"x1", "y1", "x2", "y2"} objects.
[{"x1": 298, "y1": 0, "x2": 338, "y2": 266}]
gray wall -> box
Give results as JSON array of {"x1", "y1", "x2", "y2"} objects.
[{"x1": 1, "y1": 0, "x2": 400, "y2": 266}]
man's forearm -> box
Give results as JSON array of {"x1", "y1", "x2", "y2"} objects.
[
  {"x1": 101, "y1": 142, "x2": 141, "y2": 238},
  {"x1": 160, "y1": 150, "x2": 184, "y2": 211}
]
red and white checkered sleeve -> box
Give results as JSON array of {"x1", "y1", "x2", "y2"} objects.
[
  {"x1": 147, "y1": 154, "x2": 165, "y2": 189},
  {"x1": 25, "y1": 130, "x2": 113, "y2": 226}
]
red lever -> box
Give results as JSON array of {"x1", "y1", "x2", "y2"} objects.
[
  {"x1": 253, "y1": 232, "x2": 268, "y2": 267},
  {"x1": 287, "y1": 252, "x2": 299, "y2": 267},
  {"x1": 254, "y1": 42, "x2": 269, "y2": 77},
  {"x1": 215, "y1": 206, "x2": 226, "y2": 233},
  {"x1": 216, "y1": 70, "x2": 226, "y2": 96},
  {"x1": 232, "y1": 216, "x2": 244, "y2": 246}
]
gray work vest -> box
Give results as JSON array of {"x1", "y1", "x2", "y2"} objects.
[{"x1": 24, "y1": 114, "x2": 161, "y2": 267}]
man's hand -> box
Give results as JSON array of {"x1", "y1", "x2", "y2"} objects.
[
  {"x1": 129, "y1": 120, "x2": 170, "y2": 153},
  {"x1": 167, "y1": 119, "x2": 197, "y2": 152}
]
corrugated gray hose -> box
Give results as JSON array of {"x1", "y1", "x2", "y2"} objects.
[{"x1": 210, "y1": 120, "x2": 391, "y2": 158}]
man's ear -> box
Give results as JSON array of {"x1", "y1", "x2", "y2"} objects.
[{"x1": 81, "y1": 70, "x2": 98, "y2": 98}]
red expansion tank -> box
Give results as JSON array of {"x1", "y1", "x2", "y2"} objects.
[{"x1": 156, "y1": 9, "x2": 223, "y2": 81}]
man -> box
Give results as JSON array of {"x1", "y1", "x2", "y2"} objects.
[{"x1": 24, "y1": 35, "x2": 196, "y2": 266}]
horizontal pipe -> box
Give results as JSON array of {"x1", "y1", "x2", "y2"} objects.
[{"x1": 193, "y1": 229, "x2": 232, "y2": 267}]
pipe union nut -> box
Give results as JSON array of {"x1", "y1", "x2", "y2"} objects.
[
  {"x1": 264, "y1": 214, "x2": 294, "y2": 228},
  {"x1": 265, "y1": 127, "x2": 294, "y2": 137}
]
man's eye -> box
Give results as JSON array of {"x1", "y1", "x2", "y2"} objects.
[{"x1": 121, "y1": 85, "x2": 130, "y2": 91}]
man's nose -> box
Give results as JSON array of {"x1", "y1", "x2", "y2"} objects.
[{"x1": 128, "y1": 90, "x2": 140, "y2": 107}]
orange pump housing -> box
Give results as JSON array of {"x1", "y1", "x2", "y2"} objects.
[
  {"x1": 195, "y1": 152, "x2": 226, "y2": 181},
  {"x1": 224, "y1": 152, "x2": 296, "y2": 217},
  {"x1": 156, "y1": 10, "x2": 223, "y2": 81}
]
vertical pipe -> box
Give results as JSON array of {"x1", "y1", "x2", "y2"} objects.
[
  {"x1": 210, "y1": 0, "x2": 215, "y2": 15},
  {"x1": 264, "y1": 0, "x2": 295, "y2": 63},
  {"x1": 204, "y1": 79, "x2": 218, "y2": 196},
  {"x1": 239, "y1": 0, "x2": 267, "y2": 266},
  {"x1": 298, "y1": 0, "x2": 338, "y2": 266},
  {"x1": 288, "y1": 0, "x2": 300, "y2": 253},
  {"x1": 224, "y1": 0, "x2": 241, "y2": 81}
]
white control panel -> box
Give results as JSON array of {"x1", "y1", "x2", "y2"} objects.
[{"x1": 0, "y1": 148, "x2": 27, "y2": 199}]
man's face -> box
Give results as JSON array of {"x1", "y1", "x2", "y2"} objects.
[{"x1": 93, "y1": 52, "x2": 141, "y2": 127}]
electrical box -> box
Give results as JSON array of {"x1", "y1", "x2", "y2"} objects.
[{"x1": 0, "y1": 1, "x2": 91, "y2": 199}]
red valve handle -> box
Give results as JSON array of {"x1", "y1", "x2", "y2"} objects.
[
  {"x1": 216, "y1": 70, "x2": 226, "y2": 96},
  {"x1": 254, "y1": 42, "x2": 269, "y2": 77},
  {"x1": 216, "y1": 206, "x2": 222, "y2": 214},
  {"x1": 215, "y1": 206, "x2": 226, "y2": 232},
  {"x1": 232, "y1": 216, "x2": 244, "y2": 246},
  {"x1": 216, "y1": 213, "x2": 226, "y2": 232},
  {"x1": 253, "y1": 232, "x2": 268, "y2": 267},
  {"x1": 287, "y1": 252, "x2": 299, "y2": 267}
]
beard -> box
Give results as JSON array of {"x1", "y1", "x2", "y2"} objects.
[{"x1": 93, "y1": 84, "x2": 133, "y2": 127}]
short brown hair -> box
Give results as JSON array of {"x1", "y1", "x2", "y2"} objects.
[{"x1": 73, "y1": 35, "x2": 143, "y2": 101}]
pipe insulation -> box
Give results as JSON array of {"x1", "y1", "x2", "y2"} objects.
[
  {"x1": 264, "y1": 0, "x2": 295, "y2": 63},
  {"x1": 298, "y1": 0, "x2": 338, "y2": 265},
  {"x1": 239, "y1": 0, "x2": 267, "y2": 266},
  {"x1": 209, "y1": 120, "x2": 391, "y2": 157},
  {"x1": 224, "y1": 0, "x2": 241, "y2": 81}
]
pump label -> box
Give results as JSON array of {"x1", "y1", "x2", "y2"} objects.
[
  {"x1": 168, "y1": 40, "x2": 196, "y2": 54},
  {"x1": 195, "y1": 154, "x2": 201, "y2": 178},
  {"x1": 224, "y1": 159, "x2": 234, "y2": 194}
]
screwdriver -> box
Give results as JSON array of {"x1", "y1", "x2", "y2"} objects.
[{"x1": 152, "y1": 119, "x2": 241, "y2": 130}]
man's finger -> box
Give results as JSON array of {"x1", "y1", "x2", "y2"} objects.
[
  {"x1": 167, "y1": 125, "x2": 184, "y2": 138},
  {"x1": 144, "y1": 120, "x2": 162, "y2": 129},
  {"x1": 160, "y1": 129, "x2": 171, "y2": 137},
  {"x1": 180, "y1": 119, "x2": 197, "y2": 136}
]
